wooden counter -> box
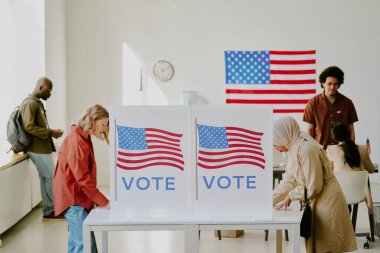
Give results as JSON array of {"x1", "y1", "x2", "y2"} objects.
[{"x1": 0, "y1": 152, "x2": 28, "y2": 172}]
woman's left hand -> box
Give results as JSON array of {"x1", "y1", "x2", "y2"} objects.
[{"x1": 275, "y1": 195, "x2": 292, "y2": 210}]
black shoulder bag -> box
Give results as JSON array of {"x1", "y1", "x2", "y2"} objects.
[{"x1": 300, "y1": 187, "x2": 312, "y2": 239}]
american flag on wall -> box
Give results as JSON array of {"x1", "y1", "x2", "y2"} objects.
[
  {"x1": 225, "y1": 50, "x2": 316, "y2": 113},
  {"x1": 116, "y1": 125, "x2": 184, "y2": 171},
  {"x1": 197, "y1": 124, "x2": 265, "y2": 170}
]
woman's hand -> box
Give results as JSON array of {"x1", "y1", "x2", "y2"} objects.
[
  {"x1": 97, "y1": 202, "x2": 110, "y2": 209},
  {"x1": 275, "y1": 195, "x2": 292, "y2": 210},
  {"x1": 102, "y1": 203, "x2": 110, "y2": 209}
]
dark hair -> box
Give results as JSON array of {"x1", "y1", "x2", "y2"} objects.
[
  {"x1": 37, "y1": 77, "x2": 53, "y2": 87},
  {"x1": 319, "y1": 66, "x2": 344, "y2": 89},
  {"x1": 331, "y1": 122, "x2": 360, "y2": 167}
]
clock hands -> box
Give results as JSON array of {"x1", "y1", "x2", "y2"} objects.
[{"x1": 160, "y1": 65, "x2": 171, "y2": 71}]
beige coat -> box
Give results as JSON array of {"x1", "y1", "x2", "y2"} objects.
[
  {"x1": 274, "y1": 141, "x2": 357, "y2": 253},
  {"x1": 327, "y1": 144, "x2": 375, "y2": 211}
]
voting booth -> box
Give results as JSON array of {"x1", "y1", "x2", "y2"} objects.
[
  {"x1": 109, "y1": 106, "x2": 193, "y2": 218},
  {"x1": 192, "y1": 106, "x2": 272, "y2": 219},
  {"x1": 109, "y1": 105, "x2": 273, "y2": 220}
]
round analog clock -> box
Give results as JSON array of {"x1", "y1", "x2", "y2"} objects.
[{"x1": 153, "y1": 60, "x2": 175, "y2": 82}]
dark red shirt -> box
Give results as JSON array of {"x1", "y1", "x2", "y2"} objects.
[{"x1": 303, "y1": 92, "x2": 358, "y2": 149}]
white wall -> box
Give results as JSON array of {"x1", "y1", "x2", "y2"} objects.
[
  {"x1": 0, "y1": 1, "x2": 13, "y2": 141},
  {"x1": 65, "y1": 0, "x2": 380, "y2": 186},
  {"x1": 0, "y1": 0, "x2": 45, "y2": 141},
  {"x1": 0, "y1": 0, "x2": 66, "y2": 150},
  {"x1": 45, "y1": 0, "x2": 67, "y2": 135},
  {"x1": 11, "y1": 0, "x2": 45, "y2": 98}
]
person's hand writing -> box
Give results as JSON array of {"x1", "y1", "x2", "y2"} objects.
[{"x1": 275, "y1": 195, "x2": 292, "y2": 210}]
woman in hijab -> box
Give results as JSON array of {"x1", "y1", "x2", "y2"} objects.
[{"x1": 273, "y1": 116, "x2": 357, "y2": 253}]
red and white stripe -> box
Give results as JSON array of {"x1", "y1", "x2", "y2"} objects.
[
  {"x1": 117, "y1": 128, "x2": 184, "y2": 171},
  {"x1": 226, "y1": 50, "x2": 316, "y2": 113},
  {"x1": 197, "y1": 127, "x2": 266, "y2": 170}
]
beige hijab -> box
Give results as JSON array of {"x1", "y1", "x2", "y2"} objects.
[{"x1": 273, "y1": 116, "x2": 323, "y2": 175}]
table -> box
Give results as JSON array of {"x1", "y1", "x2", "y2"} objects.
[
  {"x1": 83, "y1": 208, "x2": 301, "y2": 253},
  {"x1": 270, "y1": 166, "x2": 289, "y2": 241}
]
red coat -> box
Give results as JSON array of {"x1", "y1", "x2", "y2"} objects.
[{"x1": 53, "y1": 125, "x2": 109, "y2": 215}]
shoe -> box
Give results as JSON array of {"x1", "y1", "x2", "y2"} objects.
[{"x1": 42, "y1": 213, "x2": 65, "y2": 221}]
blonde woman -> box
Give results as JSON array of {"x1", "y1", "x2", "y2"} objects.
[
  {"x1": 273, "y1": 116, "x2": 356, "y2": 253},
  {"x1": 53, "y1": 104, "x2": 110, "y2": 253}
]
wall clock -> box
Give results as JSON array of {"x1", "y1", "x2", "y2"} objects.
[{"x1": 153, "y1": 60, "x2": 175, "y2": 82}]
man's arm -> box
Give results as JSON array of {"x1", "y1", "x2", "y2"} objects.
[
  {"x1": 347, "y1": 123, "x2": 355, "y2": 142},
  {"x1": 302, "y1": 98, "x2": 316, "y2": 138},
  {"x1": 21, "y1": 101, "x2": 51, "y2": 139},
  {"x1": 305, "y1": 122, "x2": 315, "y2": 138}
]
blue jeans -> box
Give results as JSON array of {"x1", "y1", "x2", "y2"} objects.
[
  {"x1": 64, "y1": 206, "x2": 98, "y2": 253},
  {"x1": 28, "y1": 152, "x2": 55, "y2": 216}
]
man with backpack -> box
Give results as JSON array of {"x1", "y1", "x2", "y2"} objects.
[{"x1": 20, "y1": 77, "x2": 64, "y2": 220}]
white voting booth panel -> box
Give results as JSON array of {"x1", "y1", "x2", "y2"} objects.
[
  {"x1": 109, "y1": 106, "x2": 192, "y2": 218},
  {"x1": 193, "y1": 106, "x2": 273, "y2": 219},
  {"x1": 109, "y1": 105, "x2": 272, "y2": 220}
]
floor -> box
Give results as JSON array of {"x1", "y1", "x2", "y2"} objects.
[{"x1": 0, "y1": 206, "x2": 379, "y2": 253}]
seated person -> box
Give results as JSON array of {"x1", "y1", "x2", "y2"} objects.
[{"x1": 327, "y1": 122, "x2": 375, "y2": 213}]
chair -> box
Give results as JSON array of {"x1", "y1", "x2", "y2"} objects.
[
  {"x1": 272, "y1": 150, "x2": 287, "y2": 188},
  {"x1": 334, "y1": 170, "x2": 375, "y2": 249}
]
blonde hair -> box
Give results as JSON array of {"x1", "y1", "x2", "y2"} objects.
[{"x1": 76, "y1": 104, "x2": 109, "y2": 143}]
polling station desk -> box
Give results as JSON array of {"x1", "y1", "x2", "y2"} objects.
[
  {"x1": 273, "y1": 164, "x2": 378, "y2": 186},
  {"x1": 83, "y1": 208, "x2": 301, "y2": 253}
]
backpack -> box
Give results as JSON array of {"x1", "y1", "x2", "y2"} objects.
[{"x1": 6, "y1": 106, "x2": 32, "y2": 153}]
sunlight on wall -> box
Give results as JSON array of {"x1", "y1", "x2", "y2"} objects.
[
  {"x1": 0, "y1": 1, "x2": 13, "y2": 140},
  {"x1": 0, "y1": 0, "x2": 45, "y2": 140},
  {"x1": 146, "y1": 77, "x2": 168, "y2": 105},
  {"x1": 122, "y1": 43, "x2": 168, "y2": 105},
  {"x1": 122, "y1": 43, "x2": 143, "y2": 105}
]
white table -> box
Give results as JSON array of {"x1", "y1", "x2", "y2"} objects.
[{"x1": 83, "y1": 208, "x2": 301, "y2": 253}]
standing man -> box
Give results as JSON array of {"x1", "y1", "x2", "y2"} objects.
[
  {"x1": 20, "y1": 77, "x2": 64, "y2": 219},
  {"x1": 303, "y1": 66, "x2": 358, "y2": 149}
]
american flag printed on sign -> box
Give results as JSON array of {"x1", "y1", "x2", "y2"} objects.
[
  {"x1": 116, "y1": 125, "x2": 184, "y2": 171},
  {"x1": 197, "y1": 124, "x2": 265, "y2": 170},
  {"x1": 225, "y1": 50, "x2": 316, "y2": 113}
]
